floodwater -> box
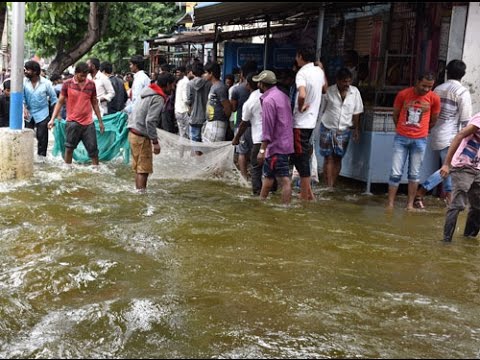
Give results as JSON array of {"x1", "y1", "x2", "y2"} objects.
[{"x1": 0, "y1": 146, "x2": 479, "y2": 359}]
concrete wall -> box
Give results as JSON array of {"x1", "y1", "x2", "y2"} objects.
[{"x1": 461, "y1": 2, "x2": 480, "y2": 114}]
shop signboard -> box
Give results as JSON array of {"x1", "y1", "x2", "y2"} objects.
[
  {"x1": 272, "y1": 48, "x2": 296, "y2": 69},
  {"x1": 237, "y1": 46, "x2": 264, "y2": 67}
]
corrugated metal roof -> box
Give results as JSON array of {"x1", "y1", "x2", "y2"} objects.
[
  {"x1": 149, "y1": 23, "x2": 302, "y2": 46},
  {"x1": 191, "y1": 2, "x2": 389, "y2": 27},
  {"x1": 192, "y1": 2, "x2": 325, "y2": 27}
]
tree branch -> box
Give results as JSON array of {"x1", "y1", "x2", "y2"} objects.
[{"x1": 47, "y1": 2, "x2": 111, "y2": 75}]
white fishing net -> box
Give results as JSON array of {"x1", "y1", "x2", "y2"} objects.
[{"x1": 151, "y1": 128, "x2": 248, "y2": 186}]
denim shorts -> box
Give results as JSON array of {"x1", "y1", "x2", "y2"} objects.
[
  {"x1": 389, "y1": 134, "x2": 427, "y2": 186},
  {"x1": 189, "y1": 124, "x2": 203, "y2": 142},
  {"x1": 263, "y1": 154, "x2": 290, "y2": 179}
]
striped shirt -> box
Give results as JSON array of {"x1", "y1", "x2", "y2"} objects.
[
  {"x1": 430, "y1": 79, "x2": 472, "y2": 150},
  {"x1": 451, "y1": 113, "x2": 480, "y2": 170},
  {"x1": 61, "y1": 78, "x2": 97, "y2": 126}
]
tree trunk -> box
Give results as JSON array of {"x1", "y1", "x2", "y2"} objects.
[{"x1": 47, "y1": 2, "x2": 110, "y2": 76}]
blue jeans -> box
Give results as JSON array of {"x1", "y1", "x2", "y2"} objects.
[
  {"x1": 389, "y1": 134, "x2": 427, "y2": 187},
  {"x1": 420, "y1": 147, "x2": 452, "y2": 193},
  {"x1": 189, "y1": 125, "x2": 203, "y2": 142}
]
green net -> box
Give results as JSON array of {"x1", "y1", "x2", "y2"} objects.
[{"x1": 52, "y1": 112, "x2": 130, "y2": 164}]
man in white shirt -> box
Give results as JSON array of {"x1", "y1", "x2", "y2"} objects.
[
  {"x1": 292, "y1": 47, "x2": 325, "y2": 201},
  {"x1": 87, "y1": 58, "x2": 115, "y2": 116},
  {"x1": 318, "y1": 67, "x2": 364, "y2": 189},
  {"x1": 125, "y1": 55, "x2": 151, "y2": 115},
  {"x1": 232, "y1": 73, "x2": 263, "y2": 195},
  {"x1": 414, "y1": 59, "x2": 472, "y2": 208},
  {"x1": 174, "y1": 65, "x2": 190, "y2": 139}
]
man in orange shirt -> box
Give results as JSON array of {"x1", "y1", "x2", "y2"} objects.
[{"x1": 387, "y1": 71, "x2": 441, "y2": 210}]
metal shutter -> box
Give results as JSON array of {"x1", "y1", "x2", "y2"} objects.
[{"x1": 354, "y1": 16, "x2": 373, "y2": 56}]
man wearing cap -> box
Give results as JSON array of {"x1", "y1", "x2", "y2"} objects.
[
  {"x1": 292, "y1": 47, "x2": 326, "y2": 201},
  {"x1": 254, "y1": 70, "x2": 294, "y2": 205}
]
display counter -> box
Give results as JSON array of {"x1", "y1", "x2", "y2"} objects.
[{"x1": 315, "y1": 107, "x2": 440, "y2": 194}]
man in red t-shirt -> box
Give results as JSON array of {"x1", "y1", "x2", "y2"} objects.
[
  {"x1": 48, "y1": 62, "x2": 104, "y2": 165},
  {"x1": 387, "y1": 71, "x2": 441, "y2": 210}
]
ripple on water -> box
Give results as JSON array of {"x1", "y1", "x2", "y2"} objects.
[
  {"x1": 1, "y1": 139, "x2": 480, "y2": 358},
  {"x1": 105, "y1": 227, "x2": 170, "y2": 256}
]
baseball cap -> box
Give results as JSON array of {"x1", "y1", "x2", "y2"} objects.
[{"x1": 252, "y1": 70, "x2": 277, "y2": 85}]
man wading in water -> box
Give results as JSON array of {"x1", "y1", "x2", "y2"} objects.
[
  {"x1": 48, "y1": 62, "x2": 104, "y2": 165},
  {"x1": 127, "y1": 72, "x2": 176, "y2": 192}
]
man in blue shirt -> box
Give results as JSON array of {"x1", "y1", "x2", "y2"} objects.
[{"x1": 24, "y1": 60, "x2": 58, "y2": 157}]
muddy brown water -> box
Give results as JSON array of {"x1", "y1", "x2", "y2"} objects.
[{"x1": 0, "y1": 156, "x2": 478, "y2": 358}]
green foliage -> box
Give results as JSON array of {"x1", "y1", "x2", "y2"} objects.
[
  {"x1": 25, "y1": 2, "x2": 183, "y2": 73},
  {"x1": 25, "y1": 2, "x2": 90, "y2": 58},
  {"x1": 90, "y1": 2, "x2": 183, "y2": 73}
]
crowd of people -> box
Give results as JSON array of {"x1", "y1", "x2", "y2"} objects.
[{"x1": 0, "y1": 50, "x2": 478, "y2": 243}]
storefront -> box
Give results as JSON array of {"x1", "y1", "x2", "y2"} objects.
[{"x1": 151, "y1": 2, "x2": 474, "y2": 190}]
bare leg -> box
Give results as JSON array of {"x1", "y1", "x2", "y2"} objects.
[
  {"x1": 91, "y1": 156, "x2": 99, "y2": 166},
  {"x1": 415, "y1": 185, "x2": 427, "y2": 198},
  {"x1": 331, "y1": 156, "x2": 342, "y2": 188},
  {"x1": 135, "y1": 173, "x2": 149, "y2": 191},
  {"x1": 278, "y1": 176, "x2": 292, "y2": 205},
  {"x1": 260, "y1": 177, "x2": 274, "y2": 200},
  {"x1": 65, "y1": 148, "x2": 74, "y2": 164},
  {"x1": 406, "y1": 181, "x2": 419, "y2": 210},
  {"x1": 299, "y1": 176, "x2": 315, "y2": 201},
  {"x1": 238, "y1": 154, "x2": 249, "y2": 180},
  {"x1": 323, "y1": 156, "x2": 335, "y2": 188},
  {"x1": 387, "y1": 185, "x2": 398, "y2": 209}
]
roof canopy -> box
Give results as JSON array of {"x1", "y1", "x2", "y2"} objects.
[
  {"x1": 192, "y1": 2, "x2": 324, "y2": 27},
  {"x1": 147, "y1": 2, "x2": 390, "y2": 46},
  {"x1": 149, "y1": 22, "x2": 306, "y2": 46},
  {"x1": 192, "y1": 2, "x2": 387, "y2": 27}
]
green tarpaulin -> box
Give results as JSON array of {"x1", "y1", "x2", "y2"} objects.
[{"x1": 52, "y1": 112, "x2": 130, "y2": 164}]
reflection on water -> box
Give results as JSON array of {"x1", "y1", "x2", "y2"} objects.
[{"x1": 0, "y1": 155, "x2": 479, "y2": 358}]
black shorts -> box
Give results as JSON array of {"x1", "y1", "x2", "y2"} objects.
[
  {"x1": 65, "y1": 121, "x2": 99, "y2": 158},
  {"x1": 290, "y1": 128, "x2": 313, "y2": 177}
]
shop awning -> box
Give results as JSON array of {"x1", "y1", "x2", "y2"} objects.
[
  {"x1": 192, "y1": 2, "x2": 325, "y2": 27},
  {"x1": 149, "y1": 22, "x2": 305, "y2": 46},
  {"x1": 192, "y1": 2, "x2": 389, "y2": 27}
]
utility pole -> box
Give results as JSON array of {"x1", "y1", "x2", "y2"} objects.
[{"x1": 10, "y1": 2, "x2": 25, "y2": 130}]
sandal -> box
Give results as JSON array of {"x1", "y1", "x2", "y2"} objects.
[{"x1": 413, "y1": 196, "x2": 425, "y2": 209}]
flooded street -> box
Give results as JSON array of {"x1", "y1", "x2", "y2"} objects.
[{"x1": 1, "y1": 153, "x2": 479, "y2": 358}]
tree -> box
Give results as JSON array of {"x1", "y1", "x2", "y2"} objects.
[
  {"x1": 88, "y1": 2, "x2": 183, "y2": 74},
  {"x1": 25, "y1": 2, "x2": 182, "y2": 75}
]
